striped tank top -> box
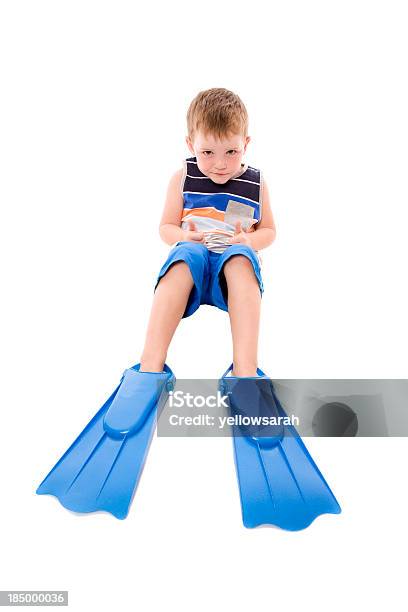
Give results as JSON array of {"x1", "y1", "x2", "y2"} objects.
[{"x1": 180, "y1": 157, "x2": 263, "y2": 254}]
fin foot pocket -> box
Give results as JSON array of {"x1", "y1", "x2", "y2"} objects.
[{"x1": 103, "y1": 369, "x2": 170, "y2": 439}]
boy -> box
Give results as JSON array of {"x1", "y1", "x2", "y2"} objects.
[
  {"x1": 140, "y1": 88, "x2": 276, "y2": 377},
  {"x1": 37, "y1": 89, "x2": 340, "y2": 527}
]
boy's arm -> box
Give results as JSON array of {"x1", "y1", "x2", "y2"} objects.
[
  {"x1": 159, "y1": 169, "x2": 186, "y2": 245},
  {"x1": 247, "y1": 178, "x2": 276, "y2": 251}
]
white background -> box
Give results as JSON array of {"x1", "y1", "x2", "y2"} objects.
[{"x1": 1, "y1": 1, "x2": 407, "y2": 610}]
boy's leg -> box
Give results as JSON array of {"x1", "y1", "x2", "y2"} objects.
[
  {"x1": 222, "y1": 255, "x2": 261, "y2": 377},
  {"x1": 140, "y1": 261, "x2": 194, "y2": 372}
]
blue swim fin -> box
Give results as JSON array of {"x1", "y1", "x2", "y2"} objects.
[
  {"x1": 220, "y1": 365, "x2": 341, "y2": 530},
  {"x1": 37, "y1": 364, "x2": 175, "y2": 519}
]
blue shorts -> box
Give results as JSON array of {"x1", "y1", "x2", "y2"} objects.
[{"x1": 154, "y1": 241, "x2": 264, "y2": 318}]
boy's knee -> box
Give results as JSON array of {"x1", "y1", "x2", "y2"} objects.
[
  {"x1": 160, "y1": 260, "x2": 193, "y2": 285},
  {"x1": 223, "y1": 253, "x2": 254, "y2": 274}
]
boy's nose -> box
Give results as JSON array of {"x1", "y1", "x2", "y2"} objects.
[{"x1": 214, "y1": 158, "x2": 227, "y2": 169}]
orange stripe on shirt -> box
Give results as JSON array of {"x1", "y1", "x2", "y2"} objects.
[{"x1": 181, "y1": 207, "x2": 225, "y2": 222}]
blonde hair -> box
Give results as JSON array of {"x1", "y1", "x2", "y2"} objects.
[{"x1": 186, "y1": 88, "x2": 248, "y2": 141}]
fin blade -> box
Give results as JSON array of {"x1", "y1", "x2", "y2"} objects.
[{"x1": 233, "y1": 433, "x2": 341, "y2": 530}]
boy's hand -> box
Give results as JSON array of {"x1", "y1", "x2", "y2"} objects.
[
  {"x1": 229, "y1": 221, "x2": 252, "y2": 246},
  {"x1": 182, "y1": 221, "x2": 204, "y2": 243}
]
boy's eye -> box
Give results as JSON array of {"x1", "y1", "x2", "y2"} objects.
[{"x1": 201, "y1": 149, "x2": 238, "y2": 156}]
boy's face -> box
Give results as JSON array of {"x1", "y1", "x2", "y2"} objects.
[{"x1": 186, "y1": 130, "x2": 250, "y2": 184}]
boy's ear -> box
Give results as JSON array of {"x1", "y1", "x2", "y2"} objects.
[
  {"x1": 244, "y1": 136, "x2": 251, "y2": 151},
  {"x1": 186, "y1": 136, "x2": 195, "y2": 155}
]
